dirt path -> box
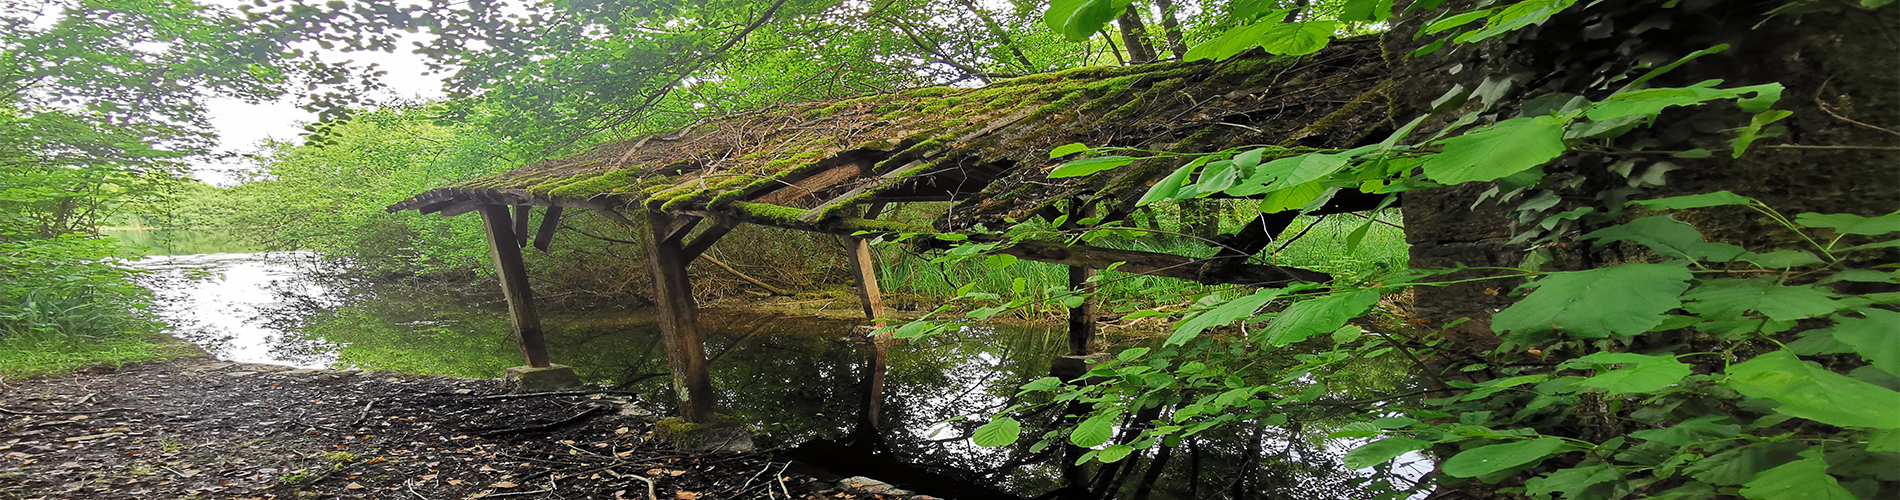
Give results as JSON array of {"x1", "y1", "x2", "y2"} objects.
[{"x1": 0, "y1": 356, "x2": 927, "y2": 500}]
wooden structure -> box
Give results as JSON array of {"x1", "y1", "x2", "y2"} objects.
[{"x1": 388, "y1": 41, "x2": 1396, "y2": 423}]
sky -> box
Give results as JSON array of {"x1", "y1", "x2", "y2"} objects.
[{"x1": 193, "y1": 0, "x2": 447, "y2": 186}]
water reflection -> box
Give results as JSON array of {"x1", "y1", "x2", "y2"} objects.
[{"x1": 128, "y1": 251, "x2": 1419, "y2": 499}]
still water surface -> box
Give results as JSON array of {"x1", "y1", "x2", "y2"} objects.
[{"x1": 109, "y1": 229, "x2": 1421, "y2": 499}]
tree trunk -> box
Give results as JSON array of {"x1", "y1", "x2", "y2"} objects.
[{"x1": 1115, "y1": 4, "x2": 1158, "y2": 64}]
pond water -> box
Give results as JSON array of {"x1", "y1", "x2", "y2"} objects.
[{"x1": 112, "y1": 232, "x2": 1425, "y2": 500}]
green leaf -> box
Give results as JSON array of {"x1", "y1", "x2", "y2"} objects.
[
  {"x1": 1117, "y1": 347, "x2": 1150, "y2": 362},
  {"x1": 1137, "y1": 159, "x2": 1204, "y2": 206},
  {"x1": 1421, "y1": 117, "x2": 1568, "y2": 184},
  {"x1": 1730, "y1": 109, "x2": 1792, "y2": 158},
  {"x1": 1168, "y1": 289, "x2": 1285, "y2": 345},
  {"x1": 1725, "y1": 350, "x2": 1900, "y2": 429},
  {"x1": 1184, "y1": 21, "x2": 1280, "y2": 61},
  {"x1": 1575, "y1": 353, "x2": 1693, "y2": 395},
  {"x1": 1044, "y1": 0, "x2": 1138, "y2": 42},
  {"x1": 985, "y1": 254, "x2": 1018, "y2": 269},
  {"x1": 1629, "y1": 414, "x2": 1741, "y2": 447},
  {"x1": 1826, "y1": 309, "x2": 1900, "y2": 376},
  {"x1": 1097, "y1": 444, "x2": 1134, "y2": 463},
  {"x1": 1681, "y1": 278, "x2": 1840, "y2": 322},
  {"x1": 1738, "y1": 457, "x2": 1856, "y2": 500},
  {"x1": 1049, "y1": 156, "x2": 1136, "y2": 178},
  {"x1": 1256, "y1": 21, "x2": 1336, "y2": 56},
  {"x1": 1736, "y1": 250, "x2": 1825, "y2": 269},
  {"x1": 1258, "y1": 290, "x2": 1383, "y2": 346},
  {"x1": 1049, "y1": 143, "x2": 1090, "y2": 158},
  {"x1": 1022, "y1": 377, "x2": 1061, "y2": 392},
  {"x1": 1525, "y1": 463, "x2": 1624, "y2": 498},
  {"x1": 1343, "y1": 437, "x2": 1431, "y2": 469},
  {"x1": 1228, "y1": 153, "x2": 1349, "y2": 196},
  {"x1": 1868, "y1": 429, "x2": 1900, "y2": 453},
  {"x1": 1070, "y1": 411, "x2": 1121, "y2": 447},
  {"x1": 973, "y1": 417, "x2": 1022, "y2": 447},
  {"x1": 1582, "y1": 215, "x2": 1742, "y2": 261},
  {"x1": 1442, "y1": 437, "x2": 1568, "y2": 478},
  {"x1": 1454, "y1": 0, "x2": 1578, "y2": 43},
  {"x1": 1794, "y1": 212, "x2": 1900, "y2": 236},
  {"x1": 1627, "y1": 191, "x2": 1755, "y2": 210},
  {"x1": 1422, "y1": 9, "x2": 1493, "y2": 34},
  {"x1": 1256, "y1": 182, "x2": 1332, "y2": 213},
  {"x1": 1492, "y1": 263, "x2": 1693, "y2": 339}
]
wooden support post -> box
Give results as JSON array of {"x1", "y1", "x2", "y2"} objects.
[
  {"x1": 478, "y1": 205, "x2": 551, "y2": 368},
  {"x1": 679, "y1": 219, "x2": 738, "y2": 264},
  {"x1": 842, "y1": 206, "x2": 890, "y2": 427},
  {"x1": 643, "y1": 210, "x2": 718, "y2": 423},
  {"x1": 1065, "y1": 200, "x2": 1097, "y2": 355},
  {"x1": 512, "y1": 205, "x2": 533, "y2": 248},
  {"x1": 531, "y1": 206, "x2": 564, "y2": 252}
]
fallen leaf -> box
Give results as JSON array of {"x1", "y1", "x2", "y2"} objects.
[
  {"x1": 668, "y1": 470, "x2": 686, "y2": 477},
  {"x1": 446, "y1": 479, "x2": 468, "y2": 485},
  {"x1": 676, "y1": 491, "x2": 700, "y2": 500},
  {"x1": 490, "y1": 481, "x2": 518, "y2": 488},
  {"x1": 346, "y1": 483, "x2": 365, "y2": 490}
]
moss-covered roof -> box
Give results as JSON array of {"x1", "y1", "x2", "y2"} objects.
[{"x1": 388, "y1": 40, "x2": 1392, "y2": 230}]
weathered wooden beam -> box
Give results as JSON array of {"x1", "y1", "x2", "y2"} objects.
[
  {"x1": 797, "y1": 160, "x2": 927, "y2": 223},
  {"x1": 643, "y1": 210, "x2": 718, "y2": 423},
  {"x1": 704, "y1": 202, "x2": 1330, "y2": 287},
  {"x1": 662, "y1": 215, "x2": 702, "y2": 245},
  {"x1": 438, "y1": 201, "x2": 483, "y2": 217},
  {"x1": 532, "y1": 206, "x2": 564, "y2": 252},
  {"x1": 513, "y1": 205, "x2": 533, "y2": 248},
  {"x1": 679, "y1": 219, "x2": 738, "y2": 264},
  {"x1": 478, "y1": 205, "x2": 552, "y2": 368},
  {"x1": 753, "y1": 164, "x2": 865, "y2": 206},
  {"x1": 1065, "y1": 200, "x2": 1097, "y2": 356},
  {"x1": 844, "y1": 234, "x2": 885, "y2": 322}
]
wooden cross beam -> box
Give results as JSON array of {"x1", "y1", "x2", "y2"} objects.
[
  {"x1": 532, "y1": 207, "x2": 564, "y2": 252},
  {"x1": 477, "y1": 205, "x2": 552, "y2": 368}
]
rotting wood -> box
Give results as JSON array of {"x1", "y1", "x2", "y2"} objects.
[
  {"x1": 661, "y1": 214, "x2": 702, "y2": 245},
  {"x1": 753, "y1": 163, "x2": 865, "y2": 206},
  {"x1": 438, "y1": 201, "x2": 482, "y2": 217},
  {"x1": 532, "y1": 206, "x2": 564, "y2": 252},
  {"x1": 841, "y1": 215, "x2": 886, "y2": 322},
  {"x1": 513, "y1": 205, "x2": 533, "y2": 248},
  {"x1": 479, "y1": 205, "x2": 553, "y2": 368},
  {"x1": 642, "y1": 210, "x2": 718, "y2": 423}
]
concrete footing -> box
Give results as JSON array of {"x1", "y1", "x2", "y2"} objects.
[
  {"x1": 1050, "y1": 354, "x2": 1114, "y2": 381},
  {"x1": 654, "y1": 415, "x2": 756, "y2": 452},
  {"x1": 502, "y1": 364, "x2": 584, "y2": 393}
]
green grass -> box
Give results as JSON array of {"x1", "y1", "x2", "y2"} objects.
[
  {"x1": 0, "y1": 332, "x2": 197, "y2": 381},
  {"x1": 873, "y1": 206, "x2": 1409, "y2": 310}
]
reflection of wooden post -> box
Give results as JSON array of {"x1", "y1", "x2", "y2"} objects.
[
  {"x1": 478, "y1": 205, "x2": 551, "y2": 368},
  {"x1": 844, "y1": 204, "x2": 890, "y2": 427},
  {"x1": 1067, "y1": 200, "x2": 1097, "y2": 355},
  {"x1": 643, "y1": 210, "x2": 718, "y2": 423}
]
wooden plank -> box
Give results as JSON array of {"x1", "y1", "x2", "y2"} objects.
[
  {"x1": 438, "y1": 201, "x2": 483, "y2": 217},
  {"x1": 679, "y1": 219, "x2": 738, "y2": 264},
  {"x1": 662, "y1": 215, "x2": 702, "y2": 244},
  {"x1": 753, "y1": 164, "x2": 864, "y2": 206},
  {"x1": 532, "y1": 206, "x2": 564, "y2": 252},
  {"x1": 478, "y1": 205, "x2": 552, "y2": 368},
  {"x1": 797, "y1": 160, "x2": 926, "y2": 223},
  {"x1": 513, "y1": 205, "x2": 533, "y2": 248},
  {"x1": 643, "y1": 211, "x2": 719, "y2": 423},
  {"x1": 845, "y1": 235, "x2": 885, "y2": 322}
]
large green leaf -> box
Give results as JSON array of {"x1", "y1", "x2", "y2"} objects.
[
  {"x1": 1343, "y1": 437, "x2": 1431, "y2": 469},
  {"x1": 1454, "y1": 0, "x2": 1578, "y2": 43},
  {"x1": 1168, "y1": 289, "x2": 1285, "y2": 345},
  {"x1": 1184, "y1": 21, "x2": 1281, "y2": 61},
  {"x1": 1137, "y1": 158, "x2": 1205, "y2": 206},
  {"x1": 1258, "y1": 290, "x2": 1383, "y2": 346},
  {"x1": 1525, "y1": 463, "x2": 1624, "y2": 498},
  {"x1": 1626, "y1": 191, "x2": 1755, "y2": 210},
  {"x1": 1583, "y1": 215, "x2": 1744, "y2": 261},
  {"x1": 1421, "y1": 117, "x2": 1568, "y2": 184},
  {"x1": 1257, "y1": 182, "x2": 1332, "y2": 213},
  {"x1": 1227, "y1": 153, "x2": 1348, "y2": 196},
  {"x1": 1827, "y1": 309, "x2": 1900, "y2": 376},
  {"x1": 1492, "y1": 263, "x2": 1693, "y2": 339},
  {"x1": 1737, "y1": 457, "x2": 1855, "y2": 500},
  {"x1": 1442, "y1": 437, "x2": 1568, "y2": 478},
  {"x1": 1044, "y1": 0, "x2": 1138, "y2": 42},
  {"x1": 1725, "y1": 350, "x2": 1900, "y2": 429},
  {"x1": 1795, "y1": 212, "x2": 1900, "y2": 236},
  {"x1": 1574, "y1": 352, "x2": 1694, "y2": 395},
  {"x1": 1069, "y1": 410, "x2": 1122, "y2": 447},
  {"x1": 1256, "y1": 21, "x2": 1336, "y2": 56},
  {"x1": 1049, "y1": 156, "x2": 1135, "y2": 178},
  {"x1": 973, "y1": 417, "x2": 1022, "y2": 447},
  {"x1": 1681, "y1": 278, "x2": 1841, "y2": 322}
]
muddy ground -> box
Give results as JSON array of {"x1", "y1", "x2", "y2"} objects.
[{"x1": 0, "y1": 355, "x2": 932, "y2": 500}]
